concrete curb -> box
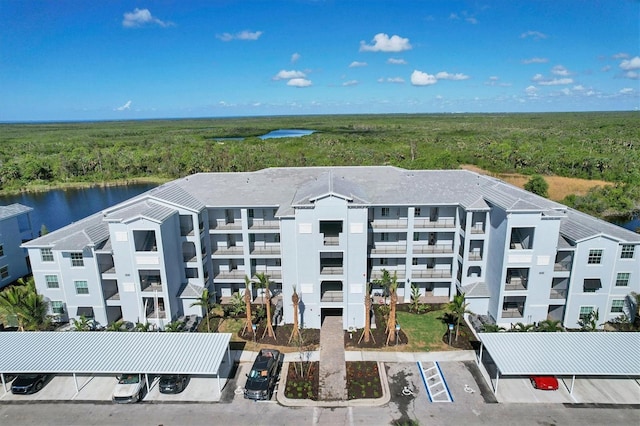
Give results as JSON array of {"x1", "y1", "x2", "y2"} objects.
[{"x1": 276, "y1": 361, "x2": 390, "y2": 408}]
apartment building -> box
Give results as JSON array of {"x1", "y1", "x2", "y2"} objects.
[
  {"x1": 22, "y1": 167, "x2": 640, "y2": 330},
  {"x1": 0, "y1": 203, "x2": 34, "y2": 289}
]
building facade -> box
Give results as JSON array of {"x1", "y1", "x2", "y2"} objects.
[
  {"x1": 0, "y1": 204, "x2": 34, "y2": 289},
  {"x1": 22, "y1": 167, "x2": 640, "y2": 330}
]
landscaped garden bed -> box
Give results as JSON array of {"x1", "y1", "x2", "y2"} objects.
[
  {"x1": 346, "y1": 361, "x2": 382, "y2": 400},
  {"x1": 284, "y1": 361, "x2": 319, "y2": 400}
]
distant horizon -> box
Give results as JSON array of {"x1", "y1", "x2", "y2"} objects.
[{"x1": 2, "y1": 1, "x2": 638, "y2": 122}]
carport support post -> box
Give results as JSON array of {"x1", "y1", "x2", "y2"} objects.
[
  {"x1": 477, "y1": 342, "x2": 483, "y2": 365},
  {"x1": 1, "y1": 373, "x2": 6, "y2": 394},
  {"x1": 217, "y1": 374, "x2": 221, "y2": 394},
  {"x1": 73, "y1": 373, "x2": 79, "y2": 393},
  {"x1": 494, "y1": 370, "x2": 500, "y2": 394},
  {"x1": 145, "y1": 374, "x2": 150, "y2": 393},
  {"x1": 570, "y1": 375, "x2": 575, "y2": 395}
]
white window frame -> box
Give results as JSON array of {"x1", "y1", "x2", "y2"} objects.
[
  {"x1": 41, "y1": 248, "x2": 54, "y2": 262},
  {"x1": 587, "y1": 249, "x2": 603, "y2": 265},
  {"x1": 620, "y1": 245, "x2": 635, "y2": 259},
  {"x1": 70, "y1": 252, "x2": 84, "y2": 267},
  {"x1": 579, "y1": 306, "x2": 594, "y2": 321},
  {"x1": 51, "y1": 301, "x2": 64, "y2": 315},
  {"x1": 381, "y1": 207, "x2": 390, "y2": 217},
  {"x1": 615, "y1": 272, "x2": 630, "y2": 287},
  {"x1": 45, "y1": 275, "x2": 59, "y2": 289},
  {"x1": 610, "y1": 300, "x2": 624, "y2": 314},
  {"x1": 74, "y1": 280, "x2": 89, "y2": 295}
]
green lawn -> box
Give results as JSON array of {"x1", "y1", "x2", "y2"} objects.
[{"x1": 396, "y1": 309, "x2": 451, "y2": 351}]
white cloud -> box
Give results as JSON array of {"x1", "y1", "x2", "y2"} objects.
[
  {"x1": 359, "y1": 33, "x2": 412, "y2": 52},
  {"x1": 115, "y1": 100, "x2": 132, "y2": 111},
  {"x1": 122, "y1": 8, "x2": 172, "y2": 28},
  {"x1": 551, "y1": 65, "x2": 571, "y2": 76},
  {"x1": 466, "y1": 17, "x2": 478, "y2": 24},
  {"x1": 435, "y1": 71, "x2": 469, "y2": 81},
  {"x1": 602, "y1": 65, "x2": 612, "y2": 72},
  {"x1": 349, "y1": 61, "x2": 368, "y2": 68},
  {"x1": 613, "y1": 52, "x2": 629, "y2": 59},
  {"x1": 411, "y1": 70, "x2": 437, "y2": 86},
  {"x1": 387, "y1": 58, "x2": 407, "y2": 65},
  {"x1": 291, "y1": 53, "x2": 301, "y2": 63},
  {"x1": 620, "y1": 88, "x2": 634, "y2": 94},
  {"x1": 520, "y1": 30, "x2": 548, "y2": 40},
  {"x1": 273, "y1": 70, "x2": 306, "y2": 80},
  {"x1": 525, "y1": 86, "x2": 538, "y2": 96},
  {"x1": 217, "y1": 30, "x2": 263, "y2": 42},
  {"x1": 378, "y1": 77, "x2": 405, "y2": 84},
  {"x1": 342, "y1": 80, "x2": 359, "y2": 87},
  {"x1": 624, "y1": 71, "x2": 639, "y2": 79},
  {"x1": 620, "y1": 56, "x2": 640, "y2": 70},
  {"x1": 538, "y1": 78, "x2": 573, "y2": 86},
  {"x1": 287, "y1": 78, "x2": 312, "y2": 87},
  {"x1": 522, "y1": 57, "x2": 548, "y2": 64}
]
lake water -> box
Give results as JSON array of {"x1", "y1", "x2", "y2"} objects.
[
  {"x1": 214, "y1": 129, "x2": 315, "y2": 141},
  {"x1": 0, "y1": 184, "x2": 157, "y2": 233}
]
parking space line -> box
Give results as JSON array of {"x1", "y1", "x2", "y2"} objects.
[{"x1": 418, "y1": 361, "x2": 454, "y2": 403}]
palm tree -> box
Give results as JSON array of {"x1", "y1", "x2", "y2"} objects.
[
  {"x1": 374, "y1": 269, "x2": 393, "y2": 305},
  {"x1": 385, "y1": 272, "x2": 399, "y2": 346},
  {"x1": 72, "y1": 315, "x2": 93, "y2": 331},
  {"x1": 163, "y1": 320, "x2": 183, "y2": 332},
  {"x1": 511, "y1": 322, "x2": 535, "y2": 332},
  {"x1": 106, "y1": 320, "x2": 126, "y2": 331},
  {"x1": 255, "y1": 272, "x2": 275, "y2": 339},
  {"x1": 242, "y1": 276, "x2": 254, "y2": 337},
  {"x1": 21, "y1": 278, "x2": 48, "y2": 330},
  {"x1": 536, "y1": 319, "x2": 564, "y2": 332},
  {"x1": 288, "y1": 285, "x2": 301, "y2": 344},
  {"x1": 134, "y1": 321, "x2": 152, "y2": 332},
  {"x1": 447, "y1": 292, "x2": 471, "y2": 342},
  {"x1": 359, "y1": 283, "x2": 375, "y2": 344},
  {"x1": 0, "y1": 285, "x2": 27, "y2": 331},
  {"x1": 481, "y1": 323, "x2": 505, "y2": 333},
  {"x1": 190, "y1": 287, "x2": 216, "y2": 333}
]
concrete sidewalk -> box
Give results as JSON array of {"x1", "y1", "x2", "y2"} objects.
[{"x1": 278, "y1": 349, "x2": 476, "y2": 363}]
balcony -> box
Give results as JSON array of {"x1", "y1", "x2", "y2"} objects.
[
  {"x1": 250, "y1": 245, "x2": 281, "y2": 255},
  {"x1": 468, "y1": 249, "x2": 483, "y2": 261},
  {"x1": 411, "y1": 269, "x2": 452, "y2": 279},
  {"x1": 370, "y1": 245, "x2": 407, "y2": 255},
  {"x1": 470, "y1": 223, "x2": 485, "y2": 234},
  {"x1": 502, "y1": 296, "x2": 526, "y2": 318},
  {"x1": 505, "y1": 276, "x2": 527, "y2": 291},
  {"x1": 320, "y1": 266, "x2": 344, "y2": 275},
  {"x1": 413, "y1": 244, "x2": 453, "y2": 254},
  {"x1": 324, "y1": 236, "x2": 340, "y2": 246},
  {"x1": 370, "y1": 269, "x2": 406, "y2": 281},
  {"x1": 213, "y1": 246, "x2": 244, "y2": 256},
  {"x1": 249, "y1": 219, "x2": 280, "y2": 230},
  {"x1": 215, "y1": 269, "x2": 246, "y2": 279},
  {"x1": 414, "y1": 218, "x2": 455, "y2": 228},
  {"x1": 501, "y1": 307, "x2": 524, "y2": 318},
  {"x1": 210, "y1": 219, "x2": 242, "y2": 230},
  {"x1": 549, "y1": 288, "x2": 567, "y2": 299},
  {"x1": 554, "y1": 259, "x2": 572, "y2": 271},
  {"x1": 370, "y1": 219, "x2": 408, "y2": 229}
]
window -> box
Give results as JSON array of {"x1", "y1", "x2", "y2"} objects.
[
  {"x1": 413, "y1": 232, "x2": 419, "y2": 242},
  {"x1": 412, "y1": 258, "x2": 418, "y2": 266},
  {"x1": 0, "y1": 244, "x2": 4, "y2": 257},
  {"x1": 615, "y1": 272, "x2": 630, "y2": 287},
  {"x1": 621, "y1": 245, "x2": 635, "y2": 259},
  {"x1": 41, "y1": 248, "x2": 54, "y2": 262},
  {"x1": 414, "y1": 208, "x2": 421, "y2": 217},
  {"x1": 587, "y1": 249, "x2": 603, "y2": 264},
  {"x1": 0, "y1": 266, "x2": 8, "y2": 279},
  {"x1": 51, "y1": 301, "x2": 64, "y2": 315},
  {"x1": 45, "y1": 275, "x2": 59, "y2": 289},
  {"x1": 248, "y1": 209, "x2": 254, "y2": 218},
  {"x1": 70, "y1": 252, "x2": 84, "y2": 267},
  {"x1": 75, "y1": 280, "x2": 89, "y2": 295},
  {"x1": 579, "y1": 306, "x2": 594, "y2": 321},
  {"x1": 380, "y1": 233, "x2": 389, "y2": 242},
  {"x1": 380, "y1": 258, "x2": 389, "y2": 266},
  {"x1": 381, "y1": 207, "x2": 390, "y2": 217},
  {"x1": 611, "y1": 300, "x2": 624, "y2": 313}
]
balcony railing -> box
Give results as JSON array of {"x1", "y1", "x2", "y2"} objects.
[
  {"x1": 505, "y1": 277, "x2": 528, "y2": 291},
  {"x1": 249, "y1": 219, "x2": 280, "y2": 230},
  {"x1": 320, "y1": 266, "x2": 343, "y2": 275},
  {"x1": 141, "y1": 281, "x2": 163, "y2": 292},
  {"x1": 414, "y1": 218, "x2": 456, "y2": 228},
  {"x1": 370, "y1": 219, "x2": 408, "y2": 229},
  {"x1": 549, "y1": 288, "x2": 568, "y2": 299},
  {"x1": 321, "y1": 291, "x2": 343, "y2": 302},
  {"x1": 370, "y1": 270, "x2": 406, "y2": 280},
  {"x1": 554, "y1": 260, "x2": 572, "y2": 271},
  {"x1": 413, "y1": 244, "x2": 453, "y2": 254},
  {"x1": 215, "y1": 270, "x2": 246, "y2": 279},
  {"x1": 370, "y1": 245, "x2": 407, "y2": 254},
  {"x1": 501, "y1": 307, "x2": 524, "y2": 318},
  {"x1": 323, "y1": 236, "x2": 340, "y2": 246},
  {"x1": 468, "y1": 250, "x2": 482, "y2": 260},
  {"x1": 213, "y1": 246, "x2": 244, "y2": 256},
  {"x1": 470, "y1": 224, "x2": 485, "y2": 234},
  {"x1": 411, "y1": 269, "x2": 452, "y2": 279},
  {"x1": 210, "y1": 220, "x2": 242, "y2": 230},
  {"x1": 250, "y1": 245, "x2": 281, "y2": 255}
]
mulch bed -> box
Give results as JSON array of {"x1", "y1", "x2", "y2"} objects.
[
  {"x1": 236, "y1": 323, "x2": 320, "y2": 348},
  {"x1": 443, "y1": 322, "x2": 477, "y2": 350},
  {"x1": 284, "y1": 361, "x2": 319, "y2": 400},
  {"x1": 346, "y1": 361, "x2": 382, "y2": 400}
]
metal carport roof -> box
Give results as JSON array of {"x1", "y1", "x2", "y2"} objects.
[
  {"x1": 477, "y1": 332, "x2": 640, "y2": 394},
  {"x1": 0, "y1": 332, "x2": 232, "y2": 375}
]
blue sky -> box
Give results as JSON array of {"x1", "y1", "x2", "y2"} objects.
[{"x1": 1, "y1": 1, "x2": 639, "y2": 121}]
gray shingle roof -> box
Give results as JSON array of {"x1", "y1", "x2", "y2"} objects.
[{"x1": 0, "y1": 203, "x2": 33, "y2": 221}]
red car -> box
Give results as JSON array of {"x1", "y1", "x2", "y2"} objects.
[{"x1": 530, "y1": 376, "x2": 559, "y2": 390}]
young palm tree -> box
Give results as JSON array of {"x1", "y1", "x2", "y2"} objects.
[
  {"x1": 0, "y1": 285, "x2": 27, "y2": 331},
  {"x1": 288, "y1": 285, "x2": 301, "y2": 344},
  {"x1": 255, "y1": 272, "x2": 275, "y2": 339},
  {"x1": 134, "y1": 321, "x2": 152, "y2": 332},
  {"x1": 190, "y1": 287, "x2": 216, "y2": 333},
  {"x1": 0, "y1": 277, "x2": 47, "y2": 331},
  {"x1": 242, "y1": 276, "x2": 254, "y2": 337},
  {"x1": 106, "y1": 320, "x2": 126, "y2": 331},
  {"x1": 72, "y1": 315, "x2": 93, "y2": 331},
  {"x1": 358, "y1": 283, "x2": 375, "y2": 344},
  {"x1": 447, "y1": 292, "x2": 471, "y2": 342},
  {"x1": 163, "y1": 320, "x2": 183, "y2": 332},
  {"x1": 385, "y1": 272, "x2": 399, "y2": 346},
  {"x1": 511, "y1": 322, "x2": 535, "y2": 332},
  {"x1": 536, "y1": 319, "x2": 563, "y2": 332}
]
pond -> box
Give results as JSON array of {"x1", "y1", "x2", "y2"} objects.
[
  {"x1": 213, "y1": 129, "x2": 316, "y2": 141},
  {"x1": 0, "y1": 184, "x2": 157, "y2": 233}
]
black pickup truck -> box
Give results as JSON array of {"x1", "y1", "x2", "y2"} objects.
[{"x1": 244, "y1": 348, "x2": 284, "y2": 400}]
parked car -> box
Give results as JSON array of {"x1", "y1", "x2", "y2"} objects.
[
  {"x1": 11, "y1": 374, "x2": 51, "y2": 394},
  {"x1": 530, "y1": 376, "x2": 559, "y2": 390},
  {"x1": 244, "y1": 348, "x2": 283, "y2": 401},
  {"x1": 158, "y1": 375, "x2": 188, "y2": 394},
  {"x1": 112, "y1": 374, "x2": 147, "y2": 403}
]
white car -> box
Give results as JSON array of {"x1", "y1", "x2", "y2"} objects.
[{"x1": 112, "y1": 374, "x2": 146, "y2": 403}]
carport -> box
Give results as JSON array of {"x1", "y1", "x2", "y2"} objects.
[
  {"x1": 0, "y1": 332, "x2": 232, "y2": 396},
  {"x1": 476, "y1": 332, "x2": 640, "y2": 396}
]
